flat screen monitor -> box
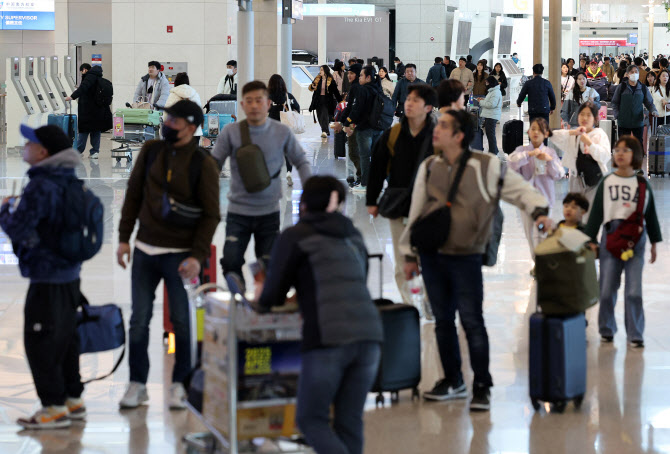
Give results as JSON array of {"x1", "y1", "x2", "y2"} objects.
[
  {"x1": 498, "y1": 25, "x2": 513, "y2": 55},
  {"x1": 0, "y1": 0, "x2": 55, "y2": 30},
  {"x1": 456, "y1": 21, "x2": 472, "y2": 55}
]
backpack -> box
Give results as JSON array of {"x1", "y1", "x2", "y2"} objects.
[
  {"x1": 53, "y1": 176, "x2": 104, "y2": 262},
  {"x1": 236, "y1": 120, "x2": 281, "y2": 193},
  {"x1": 94, "y1": 77, "x2": 113, "y2": 107},
  {"x1": 367, "y1": 88, "x2": 394, "y2": 130}
]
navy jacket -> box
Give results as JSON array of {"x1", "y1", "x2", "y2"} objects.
[
  {"x1": 392, "y1": 77, "x2": 426, "y2": 116},
  {"x1": 426, "y1": 64, "x2": 447, "y2": 87},
  {"x1": 516, "y1": 75, "x2": 557, "y2": 115},
  {"x1": 0, "y1": 149, "x2": 82, "y2": 283}
]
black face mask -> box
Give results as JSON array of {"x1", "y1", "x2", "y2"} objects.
[{"x1": 162, "y1": 124, "x2": 181, "y2": 144}]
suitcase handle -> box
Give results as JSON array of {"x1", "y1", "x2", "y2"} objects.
[{"x1": 368, "y1": 253, "x2": 384, "y2": 300}]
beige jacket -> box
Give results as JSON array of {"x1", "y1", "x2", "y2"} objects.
[
  {"x1": 450, "y1": 67, "x2": 475, "y2": 94},
  {"x1": 399, "y1": 151, "x2": 548, "y2": 258}
]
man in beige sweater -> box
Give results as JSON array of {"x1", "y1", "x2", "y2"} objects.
[{"x1": 449, "y1": 57, "x2": 475, "y2": 95}]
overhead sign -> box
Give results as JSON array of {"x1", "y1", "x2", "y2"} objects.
[
  {"x1": 292, "y1": 0, "x2": 303, "y2": 20},
  {"x1": 579, "y1": 39, "x2": 628, "y2": 47},
  {"x1": 0, "y1": 0, "x2": 55, "y2": 30},
  {"x1": 303, "y1": 4, "x2": 375, "y2": 17},
  {"x1": 628, "y1": 33, "x2": 638, "y2": 44},
  {"x1": 91, "y1": 54, "x2": 102, "y2": 66}
]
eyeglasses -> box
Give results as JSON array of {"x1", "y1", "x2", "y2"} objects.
[{"x1": 613, "y1": 147, "x2": 633, "y2": 153}]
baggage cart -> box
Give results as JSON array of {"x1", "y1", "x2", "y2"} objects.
[
  {"x1": 110, "y1": 107, "x2": 162, "y2": 164},
  {"x1": 202, "y1": 110, "x2": 235, "y2": 149},
  {"x1": 183, "y1": 275, "x2": 312, "y2": 454},
  {"x1": 209, "y1": 100, "x2": 237, "y2": 117}
]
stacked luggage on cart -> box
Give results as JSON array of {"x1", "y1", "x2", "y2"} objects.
[{"x1": 110, "y1": 104, "x2": 162, "y2": 163}]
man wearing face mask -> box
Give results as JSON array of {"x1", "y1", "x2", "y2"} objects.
[
  {"x1": 116, "y1": 100, "x2": 221, "y2": 411},
  {"x1": 612, "y1": 65, "x2": 658, "y2": 145},
  {"x1": 217, "y1": 60, "x2": 238, "y2": 96}
]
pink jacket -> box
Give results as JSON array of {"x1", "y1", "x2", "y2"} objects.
[{"x1": 508, "y1": 143, "x2": 564, "y2": 208}]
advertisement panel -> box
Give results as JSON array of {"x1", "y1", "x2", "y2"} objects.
[
  {"x1": 0, "y1": 0, "x2": 55, "y2": 30},
  {"x1": 579, "y1": 39, "x2": 628, "y2": 47}
]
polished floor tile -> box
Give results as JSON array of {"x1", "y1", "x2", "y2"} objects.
[{"x1": 1, "y1": 112, "x2": 670, "y2": 453}]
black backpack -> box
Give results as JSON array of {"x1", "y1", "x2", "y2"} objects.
[
  {"x1": 94, "y1": 77, "x2": 113, "y2": 107},
  {"x1": 367, "y1": 88, "x2": 394, "y2": 130}
]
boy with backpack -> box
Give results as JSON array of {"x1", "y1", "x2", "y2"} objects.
[{"x1": 0, "y1": 125, "x2": 101, "y2": 429}]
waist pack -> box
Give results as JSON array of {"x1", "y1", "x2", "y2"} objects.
[
  {"x1": 77, "y1": 295, "x2": 125, "y2": 383},
  {"x1": 236, "y1": 120, "x2": 281, "y2": 193},
  {"x1": 606, "y1": 176, "x2": 646, "y2": 260}
]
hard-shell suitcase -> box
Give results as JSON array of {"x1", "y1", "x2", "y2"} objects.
[
  {"x1": 503, "y1": 107, "x2": 524, "y2": 154},
  {"x1": 47, "y1": 102, "x2": 78, "y2": 146},
  {"x1": 648, "y1": 117, "x2": 670, "y2": 177},
  {"x1": 368, "y1": 253, "x2": 421, "y2": 406},
  {"x1": 203, "y1": 111, "x2": 234, "y2": 138},
  {"x1": 209, "y1": 100, "x2": 237, "y2": 117},
  {"x1": 529, "y1": 312, "x2": 587, "y2": 413},
  {"x1": 334, "y1": 130, "x2": 346, "y2": 158},
  {"x1": 114, "y1": 108, "x2": 161, "y2": 126},
  {"x1": 600, "y1": 119, "x2": 614, "y2": 147}
]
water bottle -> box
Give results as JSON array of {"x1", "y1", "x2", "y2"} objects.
[
  {"x1": 468, "y1": 94, "x2": 474, "y2": 107},
  {"x1": 406, "y1": 273, "x2": 425, "y2": 318},
  {"x1": 182, "y1": 275, "x2": 200, "y2": 296}
]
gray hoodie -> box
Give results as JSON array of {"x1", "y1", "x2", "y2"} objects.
[{"x1": 134, "y1": 72, "x2": 170, "y2": 108}]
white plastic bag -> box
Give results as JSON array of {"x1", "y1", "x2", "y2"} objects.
[{"x1": 280, "y1": 94, "x2": 306, "y2": 135}]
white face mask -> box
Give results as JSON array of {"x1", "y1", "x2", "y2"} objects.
[
  {"x1": 628, "y1": 73, "x2": 639, "y2": 82},
  {"x1": 227, "y1": 68, "x2": 234, "y2": 76}
]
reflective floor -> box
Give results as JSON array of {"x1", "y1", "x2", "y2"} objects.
[{"x1": 1, "y1": 110, "x2": 670, "y2": 453}]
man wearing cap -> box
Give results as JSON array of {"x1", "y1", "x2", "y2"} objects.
[
  {"x1": 586, "y1": 60, "x2": 606, "y2": 79},
  {"x1": 0, "y1": 125, "x2": 86, "y2": 429},
  {"x1": 217, "y1": 60, "x2": 238, "y2": 96},
  {"x1": 116, "y1": 100, "x2": 221, "y2": 410},
  {"x1": 333, "y1": 63, "x2": 363, "y2": 187}
]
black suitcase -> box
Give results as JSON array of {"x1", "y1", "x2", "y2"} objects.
[
  {"x1": 502, "y1": 107, "x2": 524, "y2": 154},
  {"x1": 649, "y1": 117, "x2": 670, "y2": 177},
  {"x1": 368, "y1": 253, "x2": 421, "y2": 406},
  {"x1": 529, "y1": 312, "x2": 586, "y2": 413},
  {"x1": 334, "y1": 130, "x2": 346, "y2": 158}
]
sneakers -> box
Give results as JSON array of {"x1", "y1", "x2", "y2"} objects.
[
  {"x1": 65, "y1": 397, "x2": 86, "y2": 420},
  {"x1": 89, "y1": 152, "x2": 99, "y2": 160},
  {"x1": 348, "y1": 179, "x2": 361, "y2": 188},
  {"x1": 470, "y1": 384, "x2": 491, "y2": 412},
  {"x1": 601, "y1": 335, "x2": 614, "y2": 343},
  {"x1": 286, "y1": 171, "x2": 293, "y2": 187},
  {"x1": 351, "y1": 185, "x2": 367, "y2": 194},
  {"x1": 17, "y1": 406, "x2": 70, "y2": 430},
  {"x1": 119, "y1": 382, "x2": 149, "y2": 409},
  {"x1": 168, "y1": 383, "x2": 187, "y2": 410},
  {"x1": 423, "y1": 378, "x2": 468, "y2": 401},
  {"x1": 321, "y1": 132, "x2": 327, "y2": 138},
  {"x1": 630, "y1": 340, "x2": 645, "y2": 348}
]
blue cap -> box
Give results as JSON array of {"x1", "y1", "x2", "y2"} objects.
[
  {"x1": 20, "y1": 124, "x2": 41, "y2": 145},
  {"x1": 19, "y1": 124, "x2": 72, "y2": 155}
]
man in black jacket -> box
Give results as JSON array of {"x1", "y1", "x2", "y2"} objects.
[
  {"x1": 393, "y1": 57, "x2": 406, "y2": 79},
  {"x1": 334, "y1": 64, "x2": 363, "y2": 187},
  {"x1": 65, "y1": 64, "x2": 112, "y2": 159},
  {"x1": 465, "y1": 55, "x2": 477, "y2": 72},
  {"x1": 443, "y1": 56, "x2": 455, "y2": 78},
  {"x1": 516, "y1": 63, "x2": 556, "y2": 126},
  {"x1": 366, "y1": 83, "x2": 437, "y2": 306}
]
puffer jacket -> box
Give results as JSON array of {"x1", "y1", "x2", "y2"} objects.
[
  {"x1": 0, "y1": 149, "x2": 83, "y2": 283},
  {"x1": 69, "y1": 65, "x2": 113, "y2": 133},
  {"x1": 163, "y1": 84, "x2": 203, "y2": 136},
  {"x1": 480, "y1": 85, "x2": 502, "y2": 121},
  {"x1": 134, "y1": 72, "x2": 170, "y2": 108},
  {"x1": 257, "y1": 211, "x2": 384, "y2": 351}
]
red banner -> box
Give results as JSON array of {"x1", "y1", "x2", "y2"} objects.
[{"x1": 579, "y1": 39, "x2": 628, "y2": 47}]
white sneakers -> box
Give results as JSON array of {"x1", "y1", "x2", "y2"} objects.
[
  {"x1": 321, "y1": 132, "x2": 327, "y2": 138},
  {"x1": 17, "y1": 405, "x2": 71, "y2": 429},
  {"x1": 119, "y1": 381, "x2": 187, "y2": 410},
  {"x1": 168, "y1": 383, "x2": 187, "y2": 410},
  {"x1": 119, "y1": 382, "x2": 149, "y2": 409}
]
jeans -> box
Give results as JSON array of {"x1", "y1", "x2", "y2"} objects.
[
  {"x1": 618, "y1": 126, "x2": 644, "y2": 147},
  {"x1": 24, "y1": 280, "x2": 83, "y2": 406},
  {"x1": 483, "y1": 118, "x2": 499, "y2": 154},
  {"x1": 599, "y1": 221, "x2": 647, "y2": 342},
  {"x1": 355, "y1": 128, "x2": 383, "y2": 187},
  {"x1": 76, "y1": 131, "x2": 101, "y2": 155},
  {"x1": 419, "y1": 253, "x2": 493, "y2": 387},
  {"x1": 129, "y1": 249, "x2": 191, "y2": 384},
  {"x1": 221, "y1": 211, "x2": 280, "y2": 283},
  {"x1": 296, "y1": 342, "x2": 381, "y2": 454}
]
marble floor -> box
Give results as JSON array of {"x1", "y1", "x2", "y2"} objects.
[{"x1": 1, "y1": 110, "x2": 670, "y2": 454}]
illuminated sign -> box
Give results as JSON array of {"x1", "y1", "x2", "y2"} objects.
[
  {"x1": 579, "y1": 39, "x2": 628, "y2": 47},
  {"x1": 302, "y1": 4, "x2": 375, "y2": 17}
]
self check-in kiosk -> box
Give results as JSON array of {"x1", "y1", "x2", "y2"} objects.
[
  {"x1": 25, "y1": 57, "x2": 50, "y2": 115},
  {"x1": 63, "y1": 56, "x2": 77, "y2": 93},
  {"x1": 5, "y1": 57, "x2": 35, "y2": 147},
  {"x1": 50, "y1": 56, "x2": 70, "y2": 109},
  {"x1": 37, "y1": 56, "x2": 61, "y2": 112}
]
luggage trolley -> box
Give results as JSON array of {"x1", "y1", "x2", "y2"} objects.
[
  {"x1": 183, "y1": 275, "x2": 311, "y2": 454},
  {"x1": 202, "y1": 110, "x2": 235, "y2": 150},
  {"x1": 110, "y1": 106, "x2": 162, "y2": 163}
]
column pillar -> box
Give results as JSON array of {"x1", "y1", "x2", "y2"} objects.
[
  {"x1": 318, "y1": 0, "x2": 327, "y2": 65},
  {"x1": 533, "y1": 0, "x2": 542, "y2": 65},
  {"x1": 238, "y1": 0, "x2": 254, "y2": 120},
  {"x1": 649, "y1": 13, "x2": 654, "y2": 58},
  {"x1": 281, "y1": 17, "x2": 293, "y2": 92},
  {"x1": 548, "y1": 0, "x2": 562, "y2": 129},
  {"x1": 253, "y1": 0, "x2": 281, "y2": 82}
]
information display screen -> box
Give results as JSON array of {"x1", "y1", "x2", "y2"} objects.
[{"x1": 0, "y1": 0, "x2": 55, "y2": 30}]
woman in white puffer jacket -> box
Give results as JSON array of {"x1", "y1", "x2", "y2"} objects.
[{"x1": 164, "y1": 72, "x2": 203, "y2": 136}]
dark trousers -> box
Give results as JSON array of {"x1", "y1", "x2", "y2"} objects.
[
  {"x1": 221, "y1": 211, "x2": 280, "y2": 283},
  {"x1": 317, "y1": 96, "x2": 331, "y2": 134},
  {"x1": 483, "y1": 118, "x2": 499, "y2": 154},
  {"x1": 348, "y1": 130, "x2": 361, "y2": 182},
  {"x1": 355, "y1": 128, "x2": 383, "y2": 187},
  {"x1": 129, "y1": 249, "x2": 192, "y2": 384},
  {"x1": 285, "y1": 156, "x2": 292, "y2": 173},
  {"x1": 419, "y1": 253, "x2": 493, "y2": 388},
  {"x1": 618, "y1": 126, "x2": 644, "y2": 146},
  {"x1": 24, "y1": 280, "x2": 83, "y2": 407},
  {"x1": 296, "y1": 341, "x2": 381, "y2": 454},
  {"x1": 76, "y1": 131, "x2": 101, "y2": 155}
]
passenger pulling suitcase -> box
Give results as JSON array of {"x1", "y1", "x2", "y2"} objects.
[
  {"x1": 529, "y1": 312, "x2": 586, "y2": 413},
  {"x1": 47, "y1": 101, "x2": 78, "y2": 147},
  {"x1": 502, "y1": 107, "x2": 524, "y2": 154},
  {"x1": 334, "y1": 130, "x2": 346, "y2": 158},
  {"x1": 368, "y1": 253, "x2": 421, "y2": 405}
]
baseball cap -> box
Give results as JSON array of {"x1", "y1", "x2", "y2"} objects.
[
  {"x1": 20, "y1": 124, "x2": 72, "y2": 155},
  {"x1": 164, "y1": 100, "x2": 204, "y2": 127}
]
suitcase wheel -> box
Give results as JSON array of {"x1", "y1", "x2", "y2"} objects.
[
  {"x1": 531, "y1": 398, "x2": 541, "y2": 411},
  {"x1": 412, "y1": 387, "x2": 420, "y2": 402},
  {"x1": 553, "y1": 400, "x2": 567, "y2": 413},
  {"x1": 573, "y1": 395, "x2": 584, "y2": 409},
  {"x1": 391, "y1": 391, "x2": 400, "y2": 404},
  {"x1": 375, "y1": 393, "x2": 384, "y2": 407}
]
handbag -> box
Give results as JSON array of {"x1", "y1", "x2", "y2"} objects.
[
  {"x1": 576, "y1": 139, "x2": 603, "y2": 187},
  {"x1": 482, "y1": 165, "x2": 506, "y2": 267},
  {"x1": 410, "y1": 151, "x2": 471, "y2": 253},
  {"x1": 606, "y1": 176, "x2": 646, "y2": 260},
  {"x1": 280, "y1": 94, "x2": 306, "y2": 135},
  {"x1": 77, "y1": 295, "x2": 125, "y2": 383},
  {"x1": 160, "y1": 148, "x2": 204, "y2": 227}
]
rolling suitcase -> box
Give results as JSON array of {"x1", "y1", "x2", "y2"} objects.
[
  {"x1": 47, "y1": 102, "x2": 78, "y2": 147},
  {"x1": 334, "y1": 131, "x2": 346, "y2": 158},
  {"x1": 502, "y1": 107, "x2": 524, "y2": 154},
  {"x1": 529, "y1": 312, "x2": 586, "y2": 413},
  {"x1": 600, "y1": 119, "x2": 614, "y2": 147},
  {"x1": 368, "y1": 253, "x2": 421, "y2": 406},
  {"x1": 209, "y1": 100, "x2": 237, "y2": 117},
  {"x1": 648, "y1": 117, "x2": 670, "y2": 177}
]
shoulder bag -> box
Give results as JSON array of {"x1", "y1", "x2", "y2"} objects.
[
  {"x1": 280, "y1": 94, "x2": 306, "y2": 135},
  {"x1": 606, "y1": 176, "x2": 646, "y2": 260},
  {"x1": 236, "y1": 120, "x2": 281, "y2": 193},
  {"x1": 482, "y1": 164, "x2": 506, "y2": 267},
  {"x1": 575, "y1": 138, "x2": 603, "y2": 188},
  {"x1": 159, "y1": 148, "x2": 205, "y2": 227}
]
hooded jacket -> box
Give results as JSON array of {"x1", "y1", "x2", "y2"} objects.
[
  {"x1": 0, "y1": 149, "x2": 83, "y2": 283},
  {"x1": 70, "y1": 65, "x2": 113, "y2": 133},
  {"x1": 164, "y1": 84, "x2": 204, "y2": 136},
  {"x1": 480, "y1": 85, "x2": 502, "y2": 121},
  {"x1": 344, "y1": 82, "x2": 384, "y2": 131},
  {"x1": 257, "y1": 211, "x2": 384, "y2": 351},
  {"x1": 134, "y1": 72, "x2": 170, "y2": 108}
]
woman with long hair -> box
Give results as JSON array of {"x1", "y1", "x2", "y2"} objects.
[
  {"x1": 561, "y1": 72, "x2": 601, "y2": 128},
  {"x1": 613, "y1": 60, "x2": 628, "y2": 84},
  {"x1": 472, "y1": 60, "x2": 489, "y2": 96},
  {"x1": 309, "y1": 65, "x2": 342, "y2": 138},
  {"x1": 268, "y1": 74, "x2": 301, "y2": 185},
  {"x1": 378, "y1": 66, "x2": 394, "y2": 99},
  {"x1": 560, "y1": 63, "x2": 575, "y2": 102},
  {"x1": 652, "y1": 69, "x2": 670, "y2": 126},
  {"x1": 332, "y1": 60, "x2": 345, "y2": 94},
  {"x1": 490, "y1": 63, "x2": 508, "y2": 97}
]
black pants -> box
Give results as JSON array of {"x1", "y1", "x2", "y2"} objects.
[
  {"x1": 24, "y1": 280, "x2": 83, "y2": 407},
  {"x1": 317, "y1": 96, "x2": 331, "y2": 134},
  {"x1": 618, "y1": 126, "x2": 644, "y2": 146}
]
